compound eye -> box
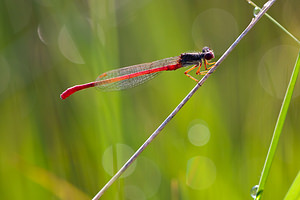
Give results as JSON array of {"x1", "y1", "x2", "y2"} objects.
[{"x1": 204, "y1": 51, "x2": 214, "y2": 60}]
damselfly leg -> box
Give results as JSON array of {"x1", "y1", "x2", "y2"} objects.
[{"x1": 184, "y1": 64, "x2": 201, "y2": 82}]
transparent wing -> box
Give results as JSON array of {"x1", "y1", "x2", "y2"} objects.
[{"x1": 95, "y1": 56, "x2": 179, "y2": 91}]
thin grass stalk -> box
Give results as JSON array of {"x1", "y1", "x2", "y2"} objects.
[
  {"x1": 284, "y1": 171, "x2": 300, "y2": 200},
  {"x1": 247, "y1": 0, "x2": 300, "y2": 45},
  {"x1": 92, "y1": 0, "x2": 277, "y2": 199},
  {"x1": 255, "y1": 51, "x2": 300, "y2": 200}
]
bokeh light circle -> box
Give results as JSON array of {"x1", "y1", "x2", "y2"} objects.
[
  {"x1": 258, "y1": 45, "x2": 299, "y2": 99},
  {"x1": 102, "y1": 143, "x2": 137, "y2": 178},
  {"x1": 125, "y1": 157, "x2": 161, "y2": 198},
  {"x1": 188, "y1": 123, "x2": 210, "y2": 146},
  {"x1": 186, "y1": 156, "x2": 216, "y2": 190},
  {"x1": 37, "y1": 15, "x2": 61, "y2": 45},
  {"x1": 124, "y1": 185, "x2": 146, "y2": 200},
  {"x1": 58, "y1": 25, "x2": 85, "y2": 64},
  {"x1": 192, "y1": 8, "x2": 239, "y2": 54}
]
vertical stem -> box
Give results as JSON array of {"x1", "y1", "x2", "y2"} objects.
[
  {"x1": 247, "y1": 0, "x2": 300, "y2": 45},
  {"x1": 92, "y1": 0, "x2": 277, "y2": 199},
  {"x1": 255, "y1": 51, "x2": 300, "y2": 200}
]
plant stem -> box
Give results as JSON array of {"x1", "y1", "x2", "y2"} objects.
[
  {"x1": 247, "y1": 0, "x2": 300, "y2": 45},
  {"x1": 255, "y1": 50, "x2": 300, "y2": 200},
  {"x1": 284, "y1": 171, "x2": 300, "y2": 200},
  {"x1": 92, "y1": 0, "x2": 277, "y2": 199}
]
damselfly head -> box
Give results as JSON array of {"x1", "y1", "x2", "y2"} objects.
[{"x1": 202, "y1": 47, "x2": 214, "y2": 61}]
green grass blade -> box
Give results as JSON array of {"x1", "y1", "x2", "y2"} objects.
[
  {"x1": 247, "y1": 0, "x2": 300, "y2": 45},
  {"x1": 284, "y1": 171, "x2": 300, "y2": 200},
  {"x1": 255, "y1": 51, "x2": 300, "y2": 200}
]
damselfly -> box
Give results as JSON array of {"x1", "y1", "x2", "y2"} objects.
[{"x1": 60, "y1": 47, "x2": 215, "y2": 99}]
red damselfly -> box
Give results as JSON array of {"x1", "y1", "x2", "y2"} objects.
[{"x1": 60, "y1": 47, "x2": 215, "y2": 99}]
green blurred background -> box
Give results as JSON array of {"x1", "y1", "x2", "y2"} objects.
[{"x1": 1, "y1": 0, "x2": 300, "y2": 199}]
